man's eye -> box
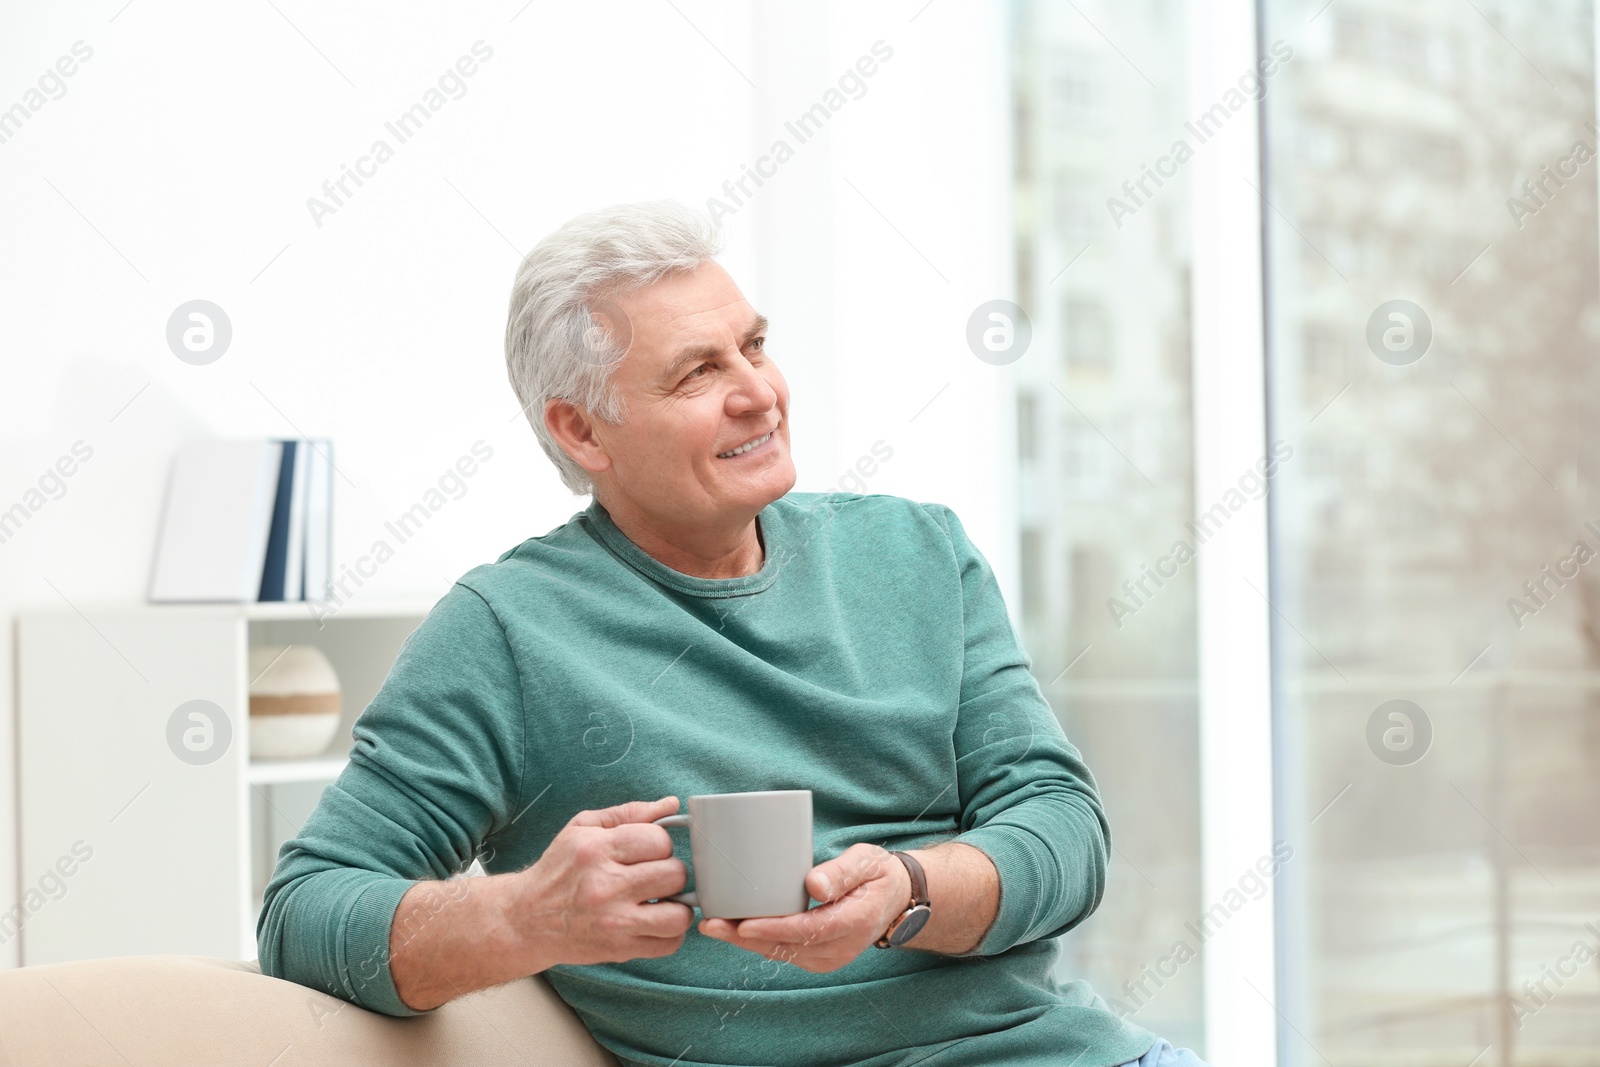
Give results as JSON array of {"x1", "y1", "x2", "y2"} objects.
[
  {"x1": 684, "y1": 364, "x2": 709, "y2": 381},
  {"x1": 749, "y1": 337, "x2": 766, "y2": 352}
]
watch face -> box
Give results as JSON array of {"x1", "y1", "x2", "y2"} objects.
[{"x1": 890, "y1": 905, "x2": 932, "y2": 947}]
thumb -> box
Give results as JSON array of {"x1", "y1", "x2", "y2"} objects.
[
  {"x1": 808, "y1": 844, "x2": 890, "y2": 903},
  {"x1": 572, "y1": 795, "x2": 679, "y2": 829}
]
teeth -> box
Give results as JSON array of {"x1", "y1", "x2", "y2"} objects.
[{"x1": 717, "y1": 431, "x2": 772, "y2": 458}]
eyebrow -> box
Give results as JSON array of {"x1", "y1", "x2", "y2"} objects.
[{"x1": 659, "y1": 314, "x2": 769, "y2": 384}]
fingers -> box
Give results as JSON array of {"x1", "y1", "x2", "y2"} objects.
[
  {"x1": 699, "y1": 915, "x2": 807, "y2": 945},
  {"x1": 725, "y1": 902, "x2": 850, "y2": 945},
  {"x1": 631, "y1": 900, "x2": 695, "y2": 939},
  {"x1": 561, "y1": 802, "x2": 680, "y2": 868},
  {"x1": 623, "y1": 857, "x2": 689, "y2": 901},
  {"x1": 627, "y1": 933, "x2": 690, "y2": 959},
  {"x1": 603, "y1": 823, "x2": 678, "y2": 865},
  {"x1": 715, "y1": 934, "x2": 800, "y2": 961},
  {"x1": 696, "y1": 921, "x2": 851, "y2": 972},
  {"x1": 807, "y1": 843, "x2": 891, "y2": 903},
  {"x1": 571, "y1": 795, "x2": 680, "y2": 829}
]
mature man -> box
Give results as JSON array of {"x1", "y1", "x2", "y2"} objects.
[{"x1": 259, "y1": 202, "x2": 1207, "y2": 1067}]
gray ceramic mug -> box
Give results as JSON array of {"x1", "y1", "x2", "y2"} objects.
[{"x1": 653, "y1": 789, "x2": 813, "y2": 919}]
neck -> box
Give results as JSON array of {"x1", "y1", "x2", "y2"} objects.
[{"x1": 596, "y1": 495, "x2": 765, "y2": 579}]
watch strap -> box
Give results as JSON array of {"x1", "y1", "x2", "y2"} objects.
[
  {"x1": 893, "y1": 851, "x2": 930, "y2": 906},
  {"x1": 874, "y1": 851, "x2": 932, "y2": 949}
]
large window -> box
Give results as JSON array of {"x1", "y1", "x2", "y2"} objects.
[
  {"x1": 1262, "y1": 1, "x2": 1600, "y2": 1063},
  {"x1": 1016, "y1": 2, "x2": 1600, "y2": 1062},
  {"x1": 1013, "y1": 0, "x2": 1205, "y2": 1051}
]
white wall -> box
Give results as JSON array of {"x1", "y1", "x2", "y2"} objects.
[{"x1": 0, "y1": 0, "x2": 1009, "y2": 967}]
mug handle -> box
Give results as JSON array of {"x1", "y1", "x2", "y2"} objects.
[{"x1": 652, "y1": 814, "x2": 697, "y2": 907}]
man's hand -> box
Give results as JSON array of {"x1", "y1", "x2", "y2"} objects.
[
  {"x1": 392, "y1": 795, "x2": 694, "y2": 1011},
  {"x1": 698, "y1": 843, "x2": 911, "y2": 972},
  {"x1": 512, "y1": 795, "x2": 695, "y2": 967}
]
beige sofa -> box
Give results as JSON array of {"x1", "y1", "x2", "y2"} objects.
[{"x1": 0, "y1": 955, "x2": 620, "y2": 1066}]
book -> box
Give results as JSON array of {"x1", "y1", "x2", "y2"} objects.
[
  {"x1": 149, "y1": 439, "x2": 284, "y2": 603},
  {"x1": 256, "y1": 440, "x2": 294, "y2": 602},
  {"x1": 257, "y1": 440, "x2": 307, "y2": 602},
  {"x1": 303, "y1": 439, "x2": 333, "y2": 602},
  {"x1": 281, "y1": 440, "x2": 310, "y2": 600}
]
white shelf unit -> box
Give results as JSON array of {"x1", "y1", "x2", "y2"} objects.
[{"x1": 16, "y1": 599, "x2": 434, "y2": 965}]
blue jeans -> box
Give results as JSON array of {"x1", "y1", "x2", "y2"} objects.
[{"x1": 1117, "y1": 1038, "x2": 1212, "y2": 1067}]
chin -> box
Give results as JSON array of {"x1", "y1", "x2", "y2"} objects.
[
  {"x1": 739, "y1": 461, "x2": 797, "y2": 510},
  {"x1": 769, "y1": 464, "x2": 799, "y2": 501}
]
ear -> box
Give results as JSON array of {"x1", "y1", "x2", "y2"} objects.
[{"x1": 544, "y1": 397, "x2": 613, "y2": 476}]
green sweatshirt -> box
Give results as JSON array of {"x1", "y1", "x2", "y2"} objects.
[{"x1": 258, "y1": 492, "x2": 1157, "y2": 1067}]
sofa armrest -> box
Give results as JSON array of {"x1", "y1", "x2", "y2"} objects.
[{"x1": 0, "y1": 955, "x2": 620, "y2": 1067}]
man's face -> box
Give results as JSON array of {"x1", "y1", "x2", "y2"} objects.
[{"x1": 585, "y1": 261, "x2": 795, "y2": 525}]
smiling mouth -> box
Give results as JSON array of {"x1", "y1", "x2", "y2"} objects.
[{"x1": 717, "y1": 430, "x2": 774, "y2": 459}]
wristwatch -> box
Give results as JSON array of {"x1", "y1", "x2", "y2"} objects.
[{"x1": 874, "y1": 851, "x2": 932, "y2": 949}]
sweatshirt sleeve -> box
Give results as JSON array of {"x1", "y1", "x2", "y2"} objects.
[
  {"x1": 255, "y1": 581, "x2": 526, "y2": 1017},
  {"x1": 922, "y1": 504, "x2": 1113, "y2": 957}
]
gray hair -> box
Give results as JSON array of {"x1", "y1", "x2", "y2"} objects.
[{"x1": 504, "y1": 200, "x2": 724, "y2": 495}]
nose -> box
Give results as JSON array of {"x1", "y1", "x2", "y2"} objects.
[{"x1": 725, "y1": 353, "x2": 779, "y2": 416}]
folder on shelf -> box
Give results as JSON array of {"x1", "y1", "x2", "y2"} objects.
[
  {"x1": 257, "y1": 439, "x2": 308, "y2": 602},
  {"x1": 149, "y1": 436, "x2": 335, "y2": 604},
  {"x1": 302, "y1": 439, "x2": 333, "y2": 602},
  {"x1": 149, "y1": 439, "x2": 285, "y2": 603}
]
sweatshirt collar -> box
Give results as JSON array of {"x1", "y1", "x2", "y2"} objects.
[{"x1": 582, "y1": 499, "x2": 782, "y2": 598}]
